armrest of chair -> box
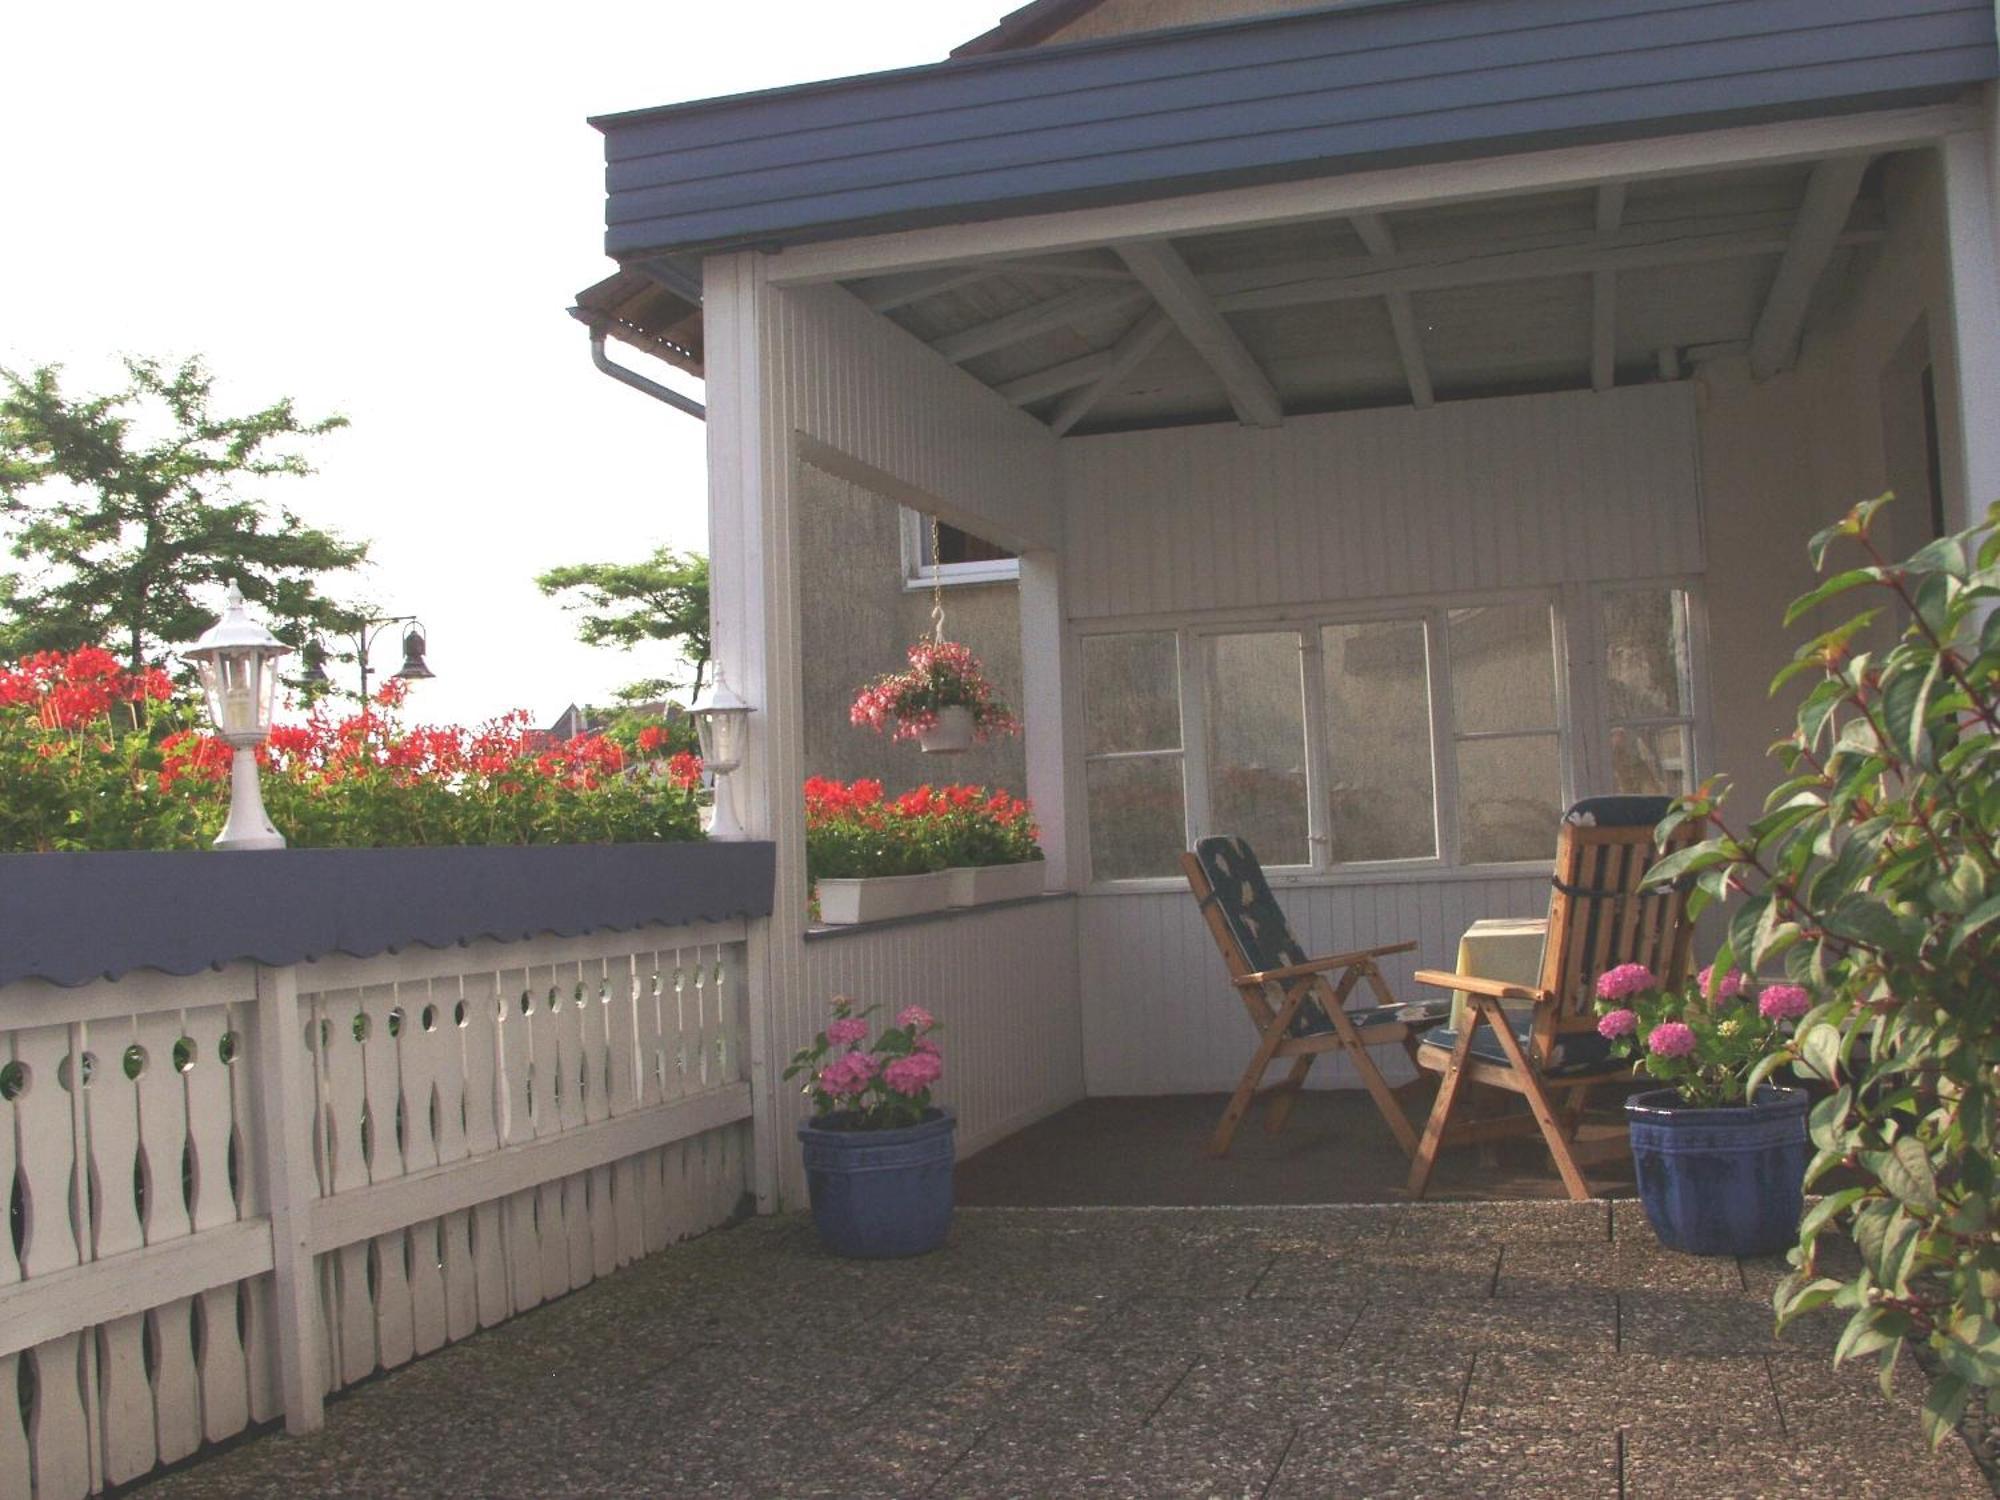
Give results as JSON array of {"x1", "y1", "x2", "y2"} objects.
[
  {"x1": 1233, "y1": 941, "x2": 1418, "y2": 988},
  {"x1": 1411, "y1": 969, "x2": 1546, "y2": 1004}
]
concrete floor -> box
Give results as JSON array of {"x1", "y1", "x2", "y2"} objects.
[{"x1": 132, "y1": 1199, "x2": 1988, "y2": 1499}]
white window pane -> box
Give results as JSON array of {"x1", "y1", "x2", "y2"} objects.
[
  {"x1": 1612, "y1": 723, "x2": 1692, "y2": 797},
  {"x1": 1086, "y1": 756, "x2": 1187, "y2": 880},
  {"x1": 1206, "y1": 632, "x2": 1308, "y2": 866},
  {"x1": 1604, "y1": 590, "x2": 1690, "y2": 721},
  {"x1": 1448, "y1": 603, "x2": 1556, "y2": 734},
  {"x1": 1458, "y1": 734, "x2": 1562, "y2": 864},
  {"x1": 1321, "y1": 621, "x2": 1438, "y2": 862},
  {"x1": 1082, "y1": 633, "x2": 1181, "y2": 756}
]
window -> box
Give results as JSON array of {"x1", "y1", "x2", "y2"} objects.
[
  {"x1": 1205, "y1": 632, "x2": 1309, "y2": 867},
  {"x1": 1446, "y1": 602, "x2": 1563, "y2": 864},
  {"x1": 900, "y1": 509, "x2": 1019, "y2": 587},
  {"x1": 1077, "y1": 588, "x2": 1703, "y2": 885},
  {"x1": 1320, "y1": 619, "x2": 1437, "y2": 862},
  {"x1": 1601, "y1": 587, "x2": 1696, "y2": 797},
  {"x1": 1081, "y1": 632, "x2": 1186, "y2": 880}
]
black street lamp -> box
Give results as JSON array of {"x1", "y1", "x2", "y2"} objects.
[{"x1": 302, "y1": 615, "x2": 436, "y2": 702}]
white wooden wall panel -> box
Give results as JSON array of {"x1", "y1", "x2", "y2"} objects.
[
  {"x1": 1077, "y1": 874, "x2": 1549, "y2": 1096},
  {"x1": 798, "y1": 900, "x2": 1085, "y2": 1201},
  {"x1": 1059, "y1": 384, "x2": 1703, "y2": 620}
]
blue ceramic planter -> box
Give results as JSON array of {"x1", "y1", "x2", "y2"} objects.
[
  {"x1": 797, "y1": 1109, "x2": 956, "y2": 1258},
  {"x1": 1626, "y1": 1087, "x2": 1810, "y2": 1256}
]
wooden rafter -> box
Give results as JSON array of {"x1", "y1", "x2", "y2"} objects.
[
  {"x1": 998, "y1": 350, "x2": 1115, "y2": 405},
  {"x1": 1350, "y1": 212, "x2": 1433, "y2": 409},
  {"x1": 1591, "y1": 182, "x2": 1627, "y2": 391},
  {"x1": 1206, "y1": 207, "x2": 1883, "y2": 312},
  {"x1": 1050, "y1": 309, "x2": 1173, "y2": 435},
  {"x1": 976, "y1": 255, "x2": 1137, "y2": 282},
  {"x1": 859, "y1": 267, "x2": 990, "y2": 314},
  {"x1": 1115, "y1": 240, "x2": 1282, "y2": 428},
  {"x1": 930, "y1": 283, "x2": 1149, "y2": 364},
  {"x1": 1748, "y1": 155, "x2": 1873, "y2": 380}
]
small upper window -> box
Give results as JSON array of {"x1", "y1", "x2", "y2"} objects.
[{"x1": 902, "y1": 509, "x2": 1019, "y2": 587}]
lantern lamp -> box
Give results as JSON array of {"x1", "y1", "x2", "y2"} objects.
[
  {"x1": 184, "y1": 584, "x2": 290, "y2": 850},
  {"x1": 689, "y1": 674, "x2": 753, "y2": 841},
  {"x1": 395, "y1": 627, "x2": 435, "y2": 681}
]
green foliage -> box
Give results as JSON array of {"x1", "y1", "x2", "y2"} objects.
[
  {"x1": 782, "y1": 995, "x2": 942, "y2": 1130},
  {"x1": 1591, "y1": 969, "x2": 1809, "y2": 1107},
  {"x1": 1652, "y1": 495, "x2": 2000, "y2": 1444},
  {"x1": 535, "y1": 547, "x2": 710, "y2": 700},
  {"x1": 0, "y1": 357, "x2": 369, "y2": 674}
]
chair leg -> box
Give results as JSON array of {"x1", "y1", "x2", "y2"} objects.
[
  {"x1": 1210, "y1": 1025, "x2": 1289, "y2": 1157},
  {"x1": 1561, "y1": 1084, "x2": 1590, "y2": 1141},
  {"x1": 1407, "y1": 1020, "x2": 1480, "y2": 1199},
  {"x1": 1263, "y1": 1055, "x2": 1314, "y2": 1135},
  {"x1": 1484, "y1": 1018, "x2": 1593, "y2": 1201}
]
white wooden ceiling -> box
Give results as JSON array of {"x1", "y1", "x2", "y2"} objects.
[{"x1": 843, "y1": 156, "x2": 1890, "y2": 437}]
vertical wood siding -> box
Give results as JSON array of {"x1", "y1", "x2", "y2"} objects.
[
  {"x1": 1078, "y1": 874, "x2": 1551, "y2": 1096},
  {"x1": 799, "y1": 899, "x2": 1085, "y2": 1195},
  {"x1": 1059, "y1": 384, "x2": 1702, "y2": 619}
]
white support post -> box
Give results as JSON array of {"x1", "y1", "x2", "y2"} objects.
[
  {"x1": 703, "y1": 251, "x2": 810, "y2": 1214},
  {"x1": 1019, "y1": 549, "x2": 1076, "y2": 889},
  {"x1": 252, "y1": 963, "x2": 323, "y2": 1434},
  {"x1": 1940, "y1": 110, "x2": 2000, "y2": 530}
]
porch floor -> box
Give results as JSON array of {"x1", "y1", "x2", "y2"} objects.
[
  {"x1": 953, "y1": 1091, "x2": 1643, "y2": 1208},
  {"x1": 133, "y1": 1203, "x2": 1987, "y2": 1499}
]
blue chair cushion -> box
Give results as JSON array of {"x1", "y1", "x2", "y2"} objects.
[{"x1": 1418, "y1": 1016, "x2": 1622, "y2": 1077}]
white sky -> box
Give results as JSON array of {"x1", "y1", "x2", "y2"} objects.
[{"x1": 1, "y1": 1, "x2": 1010, "y2": 727}]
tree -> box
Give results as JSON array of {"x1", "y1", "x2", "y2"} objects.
[
  {"x1": 536, "y1": 547, "x2": 711, "y2": 701},
  {"x1": 0, "y1": 356, "x2": 369, "y2": 672}
]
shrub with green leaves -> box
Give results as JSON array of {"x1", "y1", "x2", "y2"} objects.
[{"x1": 1651, "y1": 495, "x2": 1999, "y2": 1446}]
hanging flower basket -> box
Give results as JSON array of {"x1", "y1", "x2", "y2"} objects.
[{"x1": 849, "y1": 640, "x2": 1019, "y2": 756}]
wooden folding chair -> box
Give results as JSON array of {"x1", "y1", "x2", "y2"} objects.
[
  {"x1": 1405, "y1": 795, "x2": 1702, "y2": 1202},
  {"x1": 1183, "y1": 836, "x2": 1451, "y2": 1159}
]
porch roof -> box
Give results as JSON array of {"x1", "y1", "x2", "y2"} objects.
[{"x1": 592, "y1": 0, "x2": 1996, "y2": 264}]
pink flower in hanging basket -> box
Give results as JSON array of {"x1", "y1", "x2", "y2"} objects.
[{"x1": 850, "y1": 639, "x2": 1020, "y2": 744}]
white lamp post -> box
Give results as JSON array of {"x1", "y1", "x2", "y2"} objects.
[
  {"x1": 184, "y1": 584, "x2": 290, "y2": 850},
  {"x1": 689, "y1": 674, "x2": 753, "y2": 841}
]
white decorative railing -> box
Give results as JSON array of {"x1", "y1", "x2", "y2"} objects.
[{"x1": 0, "y1": 920, "x2": 751, "y2": 1498}]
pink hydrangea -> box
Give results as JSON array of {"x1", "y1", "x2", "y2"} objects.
[
  {"x1": 914, "y1": 1036, "x2": 941, "y2": 1056},
  {"x1": 1697, "y1": 965, "x2": 1747, "y2": 1002},
  {"x1": 1758, "y1": 984, "x2": 1810, "y2": 1023},
  {"x1": 1647, "y1": 1021, "x2": 1697, "y2": 1059},
  {"x1": 1597, "y1": 1008, "x2": 1638, "y2": 1040},
  {"x1": 896, "y1": 1005, "x2": 935, "y2": 1032},
  {"x1": 825, "y1": 1017, "x2": 869, "y2": 1047},
  {"x1": 817, "y1": 1051, "x2": 878, "y2": 1097},
  {"x1": 883, "y1": 1050, "x2": 943, "y2": 1097},
  {"x1": 1594, "y1": 963, "x2": 1658, "y2": 1002}
]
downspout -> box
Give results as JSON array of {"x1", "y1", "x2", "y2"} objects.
[{"x1": 587, "y1": 327, "x2": 706, "y2": 421}]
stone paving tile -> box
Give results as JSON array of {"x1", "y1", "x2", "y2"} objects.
[
  {"x1": 1496, "y1": 1235, "x2": 1744, "y2": 1297},
  {"x1": 933, "y1": 1416, "x2": 1289, "y2": 1500},
  {"x1": 1347, "y1": 1291, "x2": 1619, "y2": 1358},
  {"x1": 1250, "y1": 1237, "x2": 1505, "y2": 1301},
  {"x1": 1623, "y1": 1427, "x2": 1990, "y2": 1498},
  {"x1": 1159, "y1": 1341, "x2": 1472, "y2": 1435},
  {"x1": 1618, "y1": 1287, "x2": 1840, "y2": 1361},
  {"x1": 1269, "y1": 1420, "x2": 1621, "y2": 1499}
]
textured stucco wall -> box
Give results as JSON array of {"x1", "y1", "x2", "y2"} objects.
[{"x1": 796, "y1": 462, "x2": 1026, "y2": 796}]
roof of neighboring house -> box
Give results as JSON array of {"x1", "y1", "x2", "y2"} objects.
[
  {"x1": 569, "y1": 267, "x2": 703, "y2": 377},
  {"x1": 952, "y1": 0, "x2": 1111, "y2": 55},
  {"x1": 591, "y1": 0, "x2": 1996, "y2": 264}
]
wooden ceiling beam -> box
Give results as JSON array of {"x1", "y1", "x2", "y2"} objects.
[
  {"x1": 1050, "y1": 309, "x2": 1174, "y2": 436},
  {"x1": 976, "y1": 256, "x2": 1137, "y2": 282},
  {"x1": 859, "y1": 267, "x2": 991, "y2": 314},
  {"x1": 930, "y1": 283, "x2": 1150, "y2": 363},
  {"x1": 1591, "y1": 182, "x2": 1627, "y2": 392},
  {"x1": 997, "y1": 350, "x2": 1115, "y2": 405},
  {"x1": 1115, "y1": 240, "x2": 1282, "y2": 428},
  {"x1": 1209, "y1": 208, "x2": 1883, "y2": 312},
  {"x1": 1350, "y1": 212, "x2": 1433, "y2": 409},
  {"x1": 1748, "y1": 156, "x2": 1873, "y2": 381}
]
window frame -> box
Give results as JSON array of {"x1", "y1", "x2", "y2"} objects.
[
  {"x1": 1073, "y1": 582, "x2": 1706, "y2": 890},
  {"x1": 1589, "y1": 577, "x2": 1709, "y2": 800},
  {"x1": 899, "y1": 507, "x2": 1021, "y2": 589}
]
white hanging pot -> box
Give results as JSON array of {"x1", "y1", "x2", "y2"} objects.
[{"x1": 917, "y1": 704, "x2": 974, "y2": 754}]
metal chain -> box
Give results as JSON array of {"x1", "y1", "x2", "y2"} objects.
[{"x1": 929, "y1": 512, "x2": 947, "y2": 642}]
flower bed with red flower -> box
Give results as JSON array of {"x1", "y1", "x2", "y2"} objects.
[
  {"x1": 783, "y1": 996, "x2": 943, "y2": 1131},
  {"x1": 804, "y1": 776, "x2": 1041, "y2": 883},
  {"x1": 849, "y1": 639, "x2": 1019, "y2": 744},
  {"x1": 2, "y1": 648, "x2": 704, "y2": 850},
  {"x1": 1591, "y1": 962, "x2": 1810, "y2": 1107}
]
